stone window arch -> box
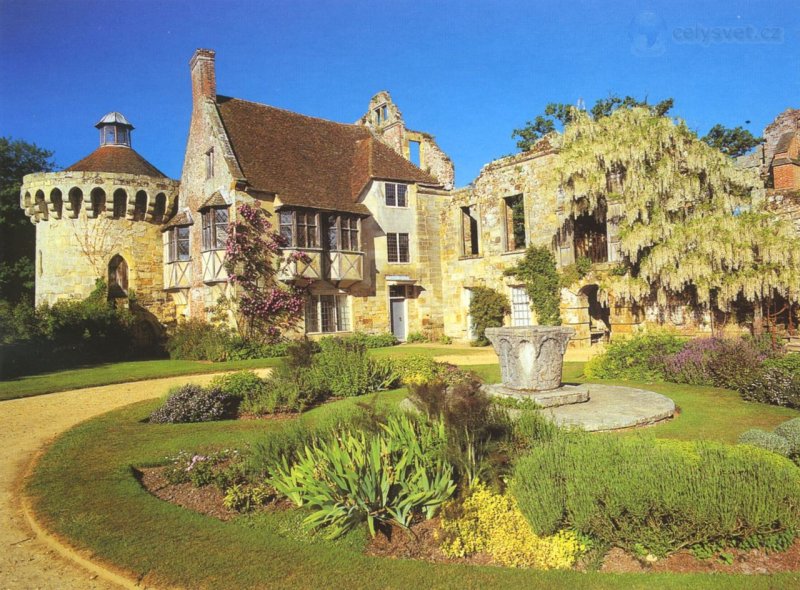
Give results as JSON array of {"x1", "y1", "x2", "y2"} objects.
[
  {"x1": 112, "y1": 189, "x2": 127, "y2": 219},
  {"x1": 68, "y1": 187, "x2": 83, "y2": 217},
  {"x1": 90, "y1": 187, "x2": 107, "y2": 218},
  {"x1": 50, "y1": 188, "x2": 63, "y2": 219},
  {"x1": 108, "y1": 254, "x2": 129, "y2": 298},
  {"x1": 35, "y1": 190, "x2": 48, "y2": 221},
  {"x1": 133, "y1": 190, "x2": 148, "y2": 221},
  {"x1": 152, "y1": 193, "x2": 166, "y2": 223},
  {"x1": 23, "y1": 191, "x2": 32, "y2": 210}
]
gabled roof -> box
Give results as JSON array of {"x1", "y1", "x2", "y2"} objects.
[
  {"x1": 65, "y1": 145, "x2": 168, "y2": 178},
  {"x1": 774, "y1": 131, "x2": 796, "y2": 156},
  {"x1": 215, "y1": 96, "x2": 439, "y2": 215}
]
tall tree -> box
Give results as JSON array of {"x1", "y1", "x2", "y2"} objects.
[
  {"x1": 543, "y1": 107, "x2": 798, "y2": 328},
  {"x1": 512, "y1": 95, "x2": 674, "y2": 151},
  {"x1": 0, "y1": 138, "x2": 55, "y2": 302},
  {"x1": 701, "y1": 124, "x2": 763, "y2": 158}
]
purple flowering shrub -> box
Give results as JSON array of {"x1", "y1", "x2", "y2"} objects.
[
  {"x1": 149, "y1": 384, "x2": 237, "y2": 424},
  {"x1": 163, "y1": 448, "x2": 242, "y2": 488},
  {"x1": 664, "y1": 337, "x2": 767, "y2": 390}
]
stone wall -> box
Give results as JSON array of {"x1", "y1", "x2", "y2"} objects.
[{"x1": 20, "y1": 169, "x2": 178, "y2": 324}]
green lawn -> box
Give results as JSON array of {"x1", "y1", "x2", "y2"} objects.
[
  {"x1": 0, "y1": 345, "x2": 456, "y2": 401},
  {"x1": 26, "y1": 362, "x2": 800, "y2": 589},
  {"x1": 0, "y1": 358, "x2": 283, "y2": 401}
]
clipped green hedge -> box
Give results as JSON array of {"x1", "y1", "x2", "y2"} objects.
[{"x1": 512, "y1": 434, "x2": 800, "y2": 556}]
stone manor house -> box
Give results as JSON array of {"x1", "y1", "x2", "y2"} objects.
[{"x1": 20, "y1": 49, "x2": 800, "y2": 347}]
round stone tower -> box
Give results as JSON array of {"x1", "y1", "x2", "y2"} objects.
[{"x1": 20, "y1": 113, "x2": 180, "y2": 324}]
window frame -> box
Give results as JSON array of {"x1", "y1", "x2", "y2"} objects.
[
  {"x1": 201, "y1": 206, "x2": 229, "y2": 251},
  {"x1": 504, "y1": 194, "x2": 527, "y2": 252},
  {"x1": 510, "y1": 285, "x2": 532, "y2": 327},
  {"x1": 387, "y1": 232, "x2": 410, "y2": 263},
  {"x1": 167, "y1": 225, "x2": 191, "y2": 263},
  {"x1": 384, "y1": 182, "x2": 408, "y2": 208},
  {"x1": 278, "y1": 209, "x2": 322, "y2": 250},
  {"x1": 460, "y1": 204, "x2": 480, "y2": 256},
  {"x1": 305, "y1": 293, "x2": 351, "y2": 334}
]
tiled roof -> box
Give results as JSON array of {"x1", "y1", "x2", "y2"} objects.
[
  {"x1": 162, "y1": 210, "x2": 193, "y2": 230},
  {"x1": 199, "y1": 191, "x2": 228, "y2": 209},
  {"x1": 215, "y1": 96, "x2": 438, "y2": 215},
  {"x1": 65, "y1": 146, "x2": 168, "y2": 178}
]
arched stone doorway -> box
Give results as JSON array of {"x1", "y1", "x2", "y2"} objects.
[
  {"x1": 108, "y1": 254, "x2": 129, "y2": 298},
  {"x1": 580, "y1": 284, "x2": 611, "y2": 345}
]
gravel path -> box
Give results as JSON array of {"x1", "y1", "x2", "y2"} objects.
[{"x1": 0, "y1": 369, "x2": 271, "y2": 590}]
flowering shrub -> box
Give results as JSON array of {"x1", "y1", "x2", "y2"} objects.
[
  {"x1": 439, "y1": 483, "x2": 586, "y2": 569},
  {"x1": 224, "y1": 203, "x2": 308, "y2": 342},
  {"x1": 163, "y1": 449, "x2": 240, "y2": 487},
  {"x1": 739, "y1": 366, "x2": 800, "y2": 409},
  {"x1": 664, "y1": 337, "x2": 767, "y2": 390},
  {"x1": 149, "y1": 384, "x2": 236, "y2": 424}
]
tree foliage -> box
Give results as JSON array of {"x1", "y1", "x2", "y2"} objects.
[
  {"x1": 468, "y1": 286, "x2": 510, "y2": 345},
  {"x1": 223, "y1": 203, "x2": 309, "y2": 342},
  {"x1": 504, "y1": 245, "x2": 562, "y2": 326},
  {"x1": 701, "y1": 124, "x2": 763, "y2": 158},
  {"x1": 512, "y1": 95, "x2": 674, "y2": 151},
  {"x1": 544, "y1": 107, "x2": 799, "y2": 316},
  {"x1": 0, "y1": 137, "x2": 55, "y2": 302}
]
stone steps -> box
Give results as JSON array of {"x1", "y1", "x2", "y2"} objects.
[{"x1": 786, "y1": 336, "x2": 800, "y2": 353}]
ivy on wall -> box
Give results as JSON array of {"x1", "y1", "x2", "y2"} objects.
[{"x1": 504, "y1": 245, "x2": 562, "y2": 326}]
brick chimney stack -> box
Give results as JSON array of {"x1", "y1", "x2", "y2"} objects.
[{"x1": 190, "y1": 49, "x2": 216, "y2": 108}]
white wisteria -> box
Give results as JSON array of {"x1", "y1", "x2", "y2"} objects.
[{"x1": 544, "y1": 107, "x2": 799, "y2": 312}]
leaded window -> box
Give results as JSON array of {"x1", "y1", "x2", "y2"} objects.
[
  {"x1": 168, "y1": 226, "x2": 190, "y2": 262},
  {"x1": 385, "y1": 182, "x2": 408, "y2": 207},
  {"x1": 387, "y1": 232, "x2": 410, "y2": 263},
  {"x1": 305, "y1": 294, "x2": 351, "y2": 333},
  {"x1": 510, "y1": 286, "x2": 532, "y2": 327},
  {"x1": 201, "y1": 207, "x2": 229, "y2": 251}
]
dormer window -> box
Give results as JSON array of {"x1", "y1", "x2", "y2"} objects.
[
  {"x1": 385, "y1": 182, "x2": 407, "y2": 207},
  {"x1": 95, "y1": 112, "x2": 133, "y2": 147}
]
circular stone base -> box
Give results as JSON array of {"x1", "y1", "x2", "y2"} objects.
[
  {"x1": 481, "y1": 383, "x2": 590, "y2": 408},
  {"x1": 540, "y1": 384, "x2": 675, "y2": 432}
]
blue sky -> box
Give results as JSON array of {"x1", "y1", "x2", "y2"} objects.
[{"x1": 1, "y1": 0, "x2": 798, "y2": 186}]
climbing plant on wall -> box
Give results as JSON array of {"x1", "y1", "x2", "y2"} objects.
[
  {"x1": 543, "y1": 106, "x2": 799, "y2": 329},
  {"x1": 504, "y1": 245, "x2": 562, "y2": 326},
  {"x1": 468, "y1": 286, "x2": 510, "y2": 346},
  {"x1": 224, "y1": 203, "x2": 309, "y2": 342}
]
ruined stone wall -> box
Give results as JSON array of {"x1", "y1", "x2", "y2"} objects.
[
  {"x1": 437, "y1": 151, "x2": 563, "y2": 343},
  {"x1": 763, "y1": 108, "x2": 800, "y2": 175},
  {"x1": 359, "y1": 91, "x2": 455, "y2": 189}
]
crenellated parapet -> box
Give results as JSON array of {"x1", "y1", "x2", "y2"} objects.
[{"x1": 20, "y1": 170, "x2": 179, "y2": 225}]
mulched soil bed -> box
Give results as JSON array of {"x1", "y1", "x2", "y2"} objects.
[
  {"x1": 137, "y1": 469, "x2": 800, "y2": 574},
  {"x1": 137, "y1": 466, "x2": 236, "y2": 521}
]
